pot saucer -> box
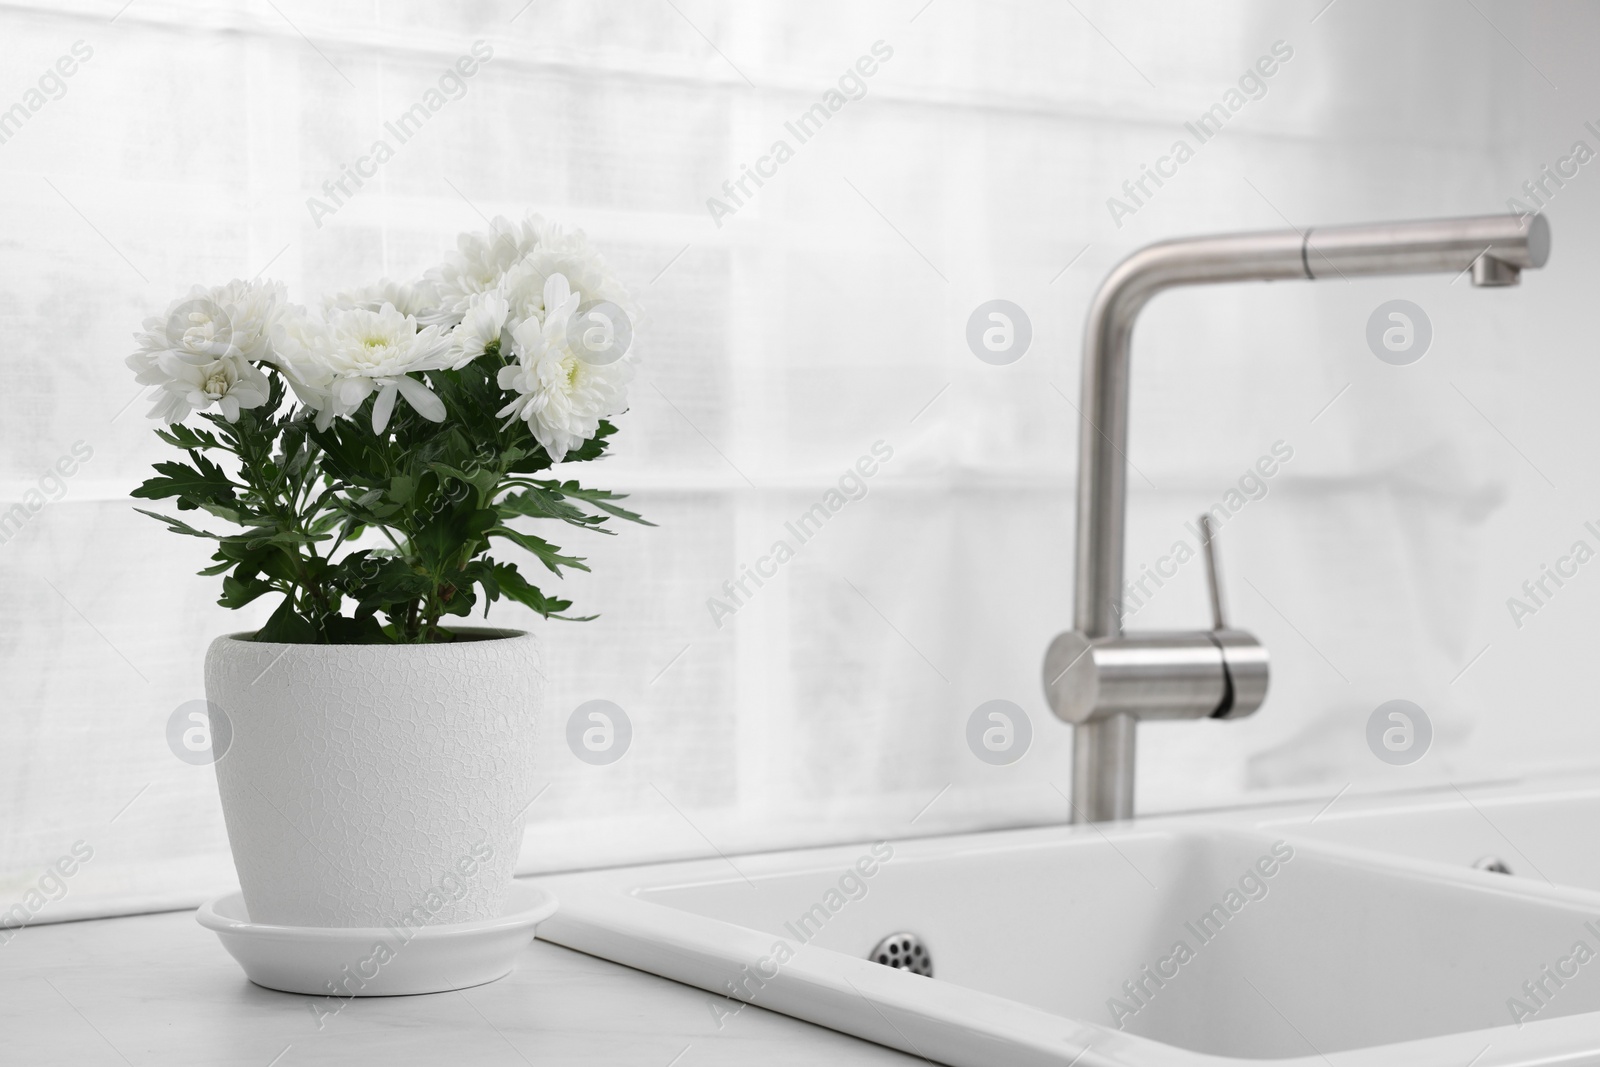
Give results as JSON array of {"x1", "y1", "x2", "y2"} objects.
[{"x1": 197, "y1": 882, "x2": 558, "y2": 996}]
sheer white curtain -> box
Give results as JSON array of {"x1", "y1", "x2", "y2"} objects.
[{"x1": 3, "y1": 0, "x2": 1593, "y2": 924}]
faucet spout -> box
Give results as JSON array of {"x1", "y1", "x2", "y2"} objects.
[{"x1": 1057, "y1": 213, "x2": 1550, "y2": 823}]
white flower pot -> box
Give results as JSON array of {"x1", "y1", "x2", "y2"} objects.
[{"x1": 204, "y1": 628, "x2": 539, "y2": 928}]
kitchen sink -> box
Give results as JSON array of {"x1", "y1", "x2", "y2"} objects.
[{"x1": 534, "y1": 794, "x2": 1600, "y2": 1067}]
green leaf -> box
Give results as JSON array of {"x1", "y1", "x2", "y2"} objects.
[
  {"x1": 479, "y1": 561, "x2": 588, "y2": 620},
  {"x1": 428, "y1": 461, "x2": 502, "y2": 502},
  {"x1": 254, "y1": 595, "x2": 318, "y2": 643},
  {"x1": 411, "y1": 506, "x2": 498, "y2": 566},
  {"x1": 243, "y1": 528, "x2": 321, "y2": 551},
  {"x1": 133, "y1": 507, "x2": 226, "y2": 540},
  {"x1": 321, "y1": 613, "x2": 390, "y2": 644},
  {"x1": 337, "y1": 554, "x2": 433, "y2": 612},
  {"x1": 130, "y1": 458, "x2": 237, "y2": 504},
  {"x1": 386, "y1": 475, "x2": 415, "y2": 505},
  {"x1": 488, "y1": 525, "x2": 588, "y2": 575},
  {"x1": 276, "y1": 420, "x2": 312, "y2": 486},
  {"x1": 533, "y1": 479, "x2": 653, "y2": 525},
  {"x1": 435, "y1": 580, "x2": 477, "y2": 618},
  {"x1": 195, "y1": 501, "x2": 247, "y2": 524},
  {"x1": 219, "y1": 574, "x2": 275, "y2": 609},
  {"x1": 497, "y1": 487, "x2": 607, "y2": 530},
  {"x1": 155, "y1": 424, "x2": 221, "y2": 452}
]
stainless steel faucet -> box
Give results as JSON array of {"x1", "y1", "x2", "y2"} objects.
[{"x1": 1042, "y1": 213, "x2": 1551, "y2": 823}]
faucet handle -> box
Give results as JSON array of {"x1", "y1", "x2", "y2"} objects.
[
  {"x1": 1195, "y1": 514, "x2": 1270, "y2": 720},
  {"x1": 1199, "y1": 513, "x2": 1227, "y2": 630}
]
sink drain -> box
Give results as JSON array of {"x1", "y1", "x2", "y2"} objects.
[
  {"x1": 1474, "y1": 855, "x2": 1513, "y2": 875},
  {"x1": 869, "y1": 932, "x2": 932, "y2": 977}
]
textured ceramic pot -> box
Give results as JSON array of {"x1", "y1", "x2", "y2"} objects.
[{"x1": 204, "y1": 628, "x2": 539, "y2": 928}]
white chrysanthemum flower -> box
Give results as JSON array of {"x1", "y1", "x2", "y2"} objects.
[
  {"x1": 265, "y1": 305, "x2": 341, "y2": 427},
  {"x1": 496, "y1": 273, "x2": 633, "y2": 462},
  {"x1": 136, "y1": 354, "x2": 271, "y2": 424},
  {"x1": 208, "y1": 278, "x2": 284, "y2": 362},
  {"x1": 448, "y1": 290, "x2": 509, "y2": 368},
  {"x1": 129, "y1": 279, "x2": 283, "y2": 367},
  {"x1": 499, "y1": 226, "x2": 637, "y2": 333},
  {"x1": 177, "y1": 358, "x2": 271, "y2": 422},
  {"x1": 273, "y1": 303, "x2": 453, "y2": 433},
  {"x1": 326, "y1": 277, "x2": 441, "y2": 321},
  {"x1": 126, "y1": 279, "x2": 284, "y2": 422},
  {"x1": 429, "y1": 215, "x2": 549, "y2": 324},
  {"x1": 318, "y1": 304, "x2": 454, "y2": 433}
]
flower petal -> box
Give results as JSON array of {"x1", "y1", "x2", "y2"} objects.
[
  {"x1": 395, "y1": 374, "x2": 446, "y2": 423},
  {"x1": 371, "y1": 381, "x2": 399, "y2": 434},
  {"x1": 338, "y1": 378, "x2": 371, "y2": 407},
  {"x1": 541, "y1": 272, "x2": 571, "y2": 316}
]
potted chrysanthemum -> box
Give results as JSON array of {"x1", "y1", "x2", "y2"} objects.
[{"x1": 128, "y1": 216, "x2": 646, "y2": 928}]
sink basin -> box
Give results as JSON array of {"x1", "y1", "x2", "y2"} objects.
[
  {"x1": 536, "y1": 817, "x2": 1600, "y2": 1067},
  {"x1": 1259, "y1": 783, "x2": 1600, "y2": 890}
]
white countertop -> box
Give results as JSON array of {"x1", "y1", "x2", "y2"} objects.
[
  {"x1": 13, "y1": 773, "x2": 1594, "y2": 1065},
  {"x1": 0, "y1": 902, "x2": 919, "y2": 1066}
]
